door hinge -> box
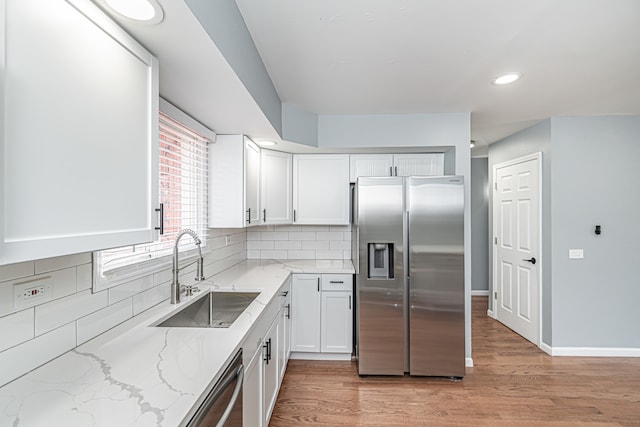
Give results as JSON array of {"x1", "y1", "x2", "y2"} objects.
[
  {"x1": 494, "y1": 237, "x2": 498, "y2": 245},
  {"x1": 494, "y1": 291, "x2": 498, "y2": 299}
]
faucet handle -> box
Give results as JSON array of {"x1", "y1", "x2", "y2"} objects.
[{"x1": 184, "y1": 285, "x2": 201, "y2": 297}]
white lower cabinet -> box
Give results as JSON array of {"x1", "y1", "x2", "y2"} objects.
[
  {"x1": 291, "y1": 274, "x2": 353, "y2": 358},
  {"x1": 262, "y1": 317, "x2": 279, "y2": 425},
  {"x1": 243, "y1": 345, "x2": 263, "y2": 427},
  {"x1": 321, "y1": 291, "x2": 353, "y2": 353},
  {"x1": 243, "y1": 278, "x2": 291, "y2": 427}
]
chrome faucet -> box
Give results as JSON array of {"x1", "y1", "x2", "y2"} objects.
[{"x1": 171, "y1": 229, "x2": 205, "y2": 304}]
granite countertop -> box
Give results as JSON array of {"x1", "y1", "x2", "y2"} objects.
[{"x1": 0, "y1": 259, "x2": 354, "y2": 426}]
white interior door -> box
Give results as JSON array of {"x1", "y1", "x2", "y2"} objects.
[{"x1": 493, "y1": 153, "x2": 541, "y2": 345}]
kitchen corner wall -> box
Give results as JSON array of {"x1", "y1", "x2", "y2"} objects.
[
  {"x1": 246, "y1": 225, "x2": 352, "y2": 260},
  {"x1": 0, "y1": 228, "x2": 246, "y2": 387}
]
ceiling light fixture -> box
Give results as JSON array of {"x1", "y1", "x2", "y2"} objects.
[
  {"x1": 492, "y1": 72, "x2": 522, "y2": 86},
  {"x1": 258, "y1": 140, "x2": 277, "y2": 147},
  {"x1": 104, "y1": 0, "x2": 164, "y2": 23},
  {"x1": 470, "y1": 140, "x2": 476, "y2": 148}
]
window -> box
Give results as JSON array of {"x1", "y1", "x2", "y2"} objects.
[{"x1": 94, "y1": 104, "x2": 211, "y2": 290}]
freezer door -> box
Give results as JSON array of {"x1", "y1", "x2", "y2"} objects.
[
  {"x1": 407, "y1": 176, "x2": 465, "y2": 377},
  {"x1": 357, "y1": 177, "x2": 405, "y2": 375}
]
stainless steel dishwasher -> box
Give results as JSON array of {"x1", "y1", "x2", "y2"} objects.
[{"x1": 185, "y1": 349, "x2": 244, "y2": 427}]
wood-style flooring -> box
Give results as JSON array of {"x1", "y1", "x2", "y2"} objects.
[{"x1": 269, "y1": 296, "x2": 640, "y2": 426}]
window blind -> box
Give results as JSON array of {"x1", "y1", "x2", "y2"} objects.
[{"x1": 97, "y1": 112, "x2": 209, "y2": 277}]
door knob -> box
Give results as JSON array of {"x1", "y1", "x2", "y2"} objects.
[{"x1": 523, "y1": 257, "x2": 537, "y2": 265}]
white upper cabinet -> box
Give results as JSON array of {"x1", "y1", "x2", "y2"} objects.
[
  {"x1": 293, "y1": 154, "x2": 350, "y2": 225},
  {"x1": 349, "y1": 153, "x2": 445, "y2": 182},
  {"x1": 209, "y1": 135, "x2": 262, "y2": 228},
  {"x1": 0, "y1": 0, "x2": 159, "y2": 265},
  {"x1": 393, "y1": 153, "x2": 445, "y2": 177},
  {"x1": 349, "y1": 154, "x2": 394, "y2": 181},
  {"x1": 260, "y1": 150, "x2": 292, "y2": 224},
  {"x1": 245, "y1": 139, "x2": 262, "y2": 225}
]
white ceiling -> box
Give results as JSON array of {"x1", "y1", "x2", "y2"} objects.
[
  {"x1": 96, "y1": 0, "x2": 640, "y2": 153},
  {"x1": 234, "y1": 0, "x2": 640, "y2": 148}
]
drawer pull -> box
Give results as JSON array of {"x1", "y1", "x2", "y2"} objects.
[{"x1": 329, "y1": 280, "x2": 344, "y2": 284}]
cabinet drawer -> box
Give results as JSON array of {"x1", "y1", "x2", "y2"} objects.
[{"x1": 321, "y1": 274, "x2": 353, "y2": 292}]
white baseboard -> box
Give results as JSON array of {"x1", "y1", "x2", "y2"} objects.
[
  {"x1": 541, "y1": 345, "x2": 640, "y2": 357},
  {"x1": 289, "y1": 352, "x2": 352, "y2": 361},
  {"x1": 465, "y1": 357, "x2": 474, "y2": 367},
  {"x1": 487, "y1": 309, "x2": 496, "y2": 319},
  {"x1": 471, "y1": 290, "x2": 489, "y2": 296}
]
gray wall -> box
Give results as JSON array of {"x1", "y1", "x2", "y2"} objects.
[
  {"x1": 488, "y1": 120, "x2": 552, "y2": 344},
  {"x1": 185, "y1": 0, "x2": 283, "y2": 136},
  {"x1": 471, "y1": 158, "x2": 489, "y2": 292},
  {"x1": 282, "y1": 104, "x2": 318, "y2": 147},
  {"x1": 489, "y1": 116, "x2": 640, "y2": 349},
  {"x1": 550, "y1": 116, "x2": 640, "y2": 347}
]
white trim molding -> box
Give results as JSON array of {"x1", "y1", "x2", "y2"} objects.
[
  {"x1": 289, "y1": 352, "x2": 352, "y2": 361},
  {"x1": 540, "y1": 343, "x2": 640, "y2": 357},
  {"x1": 465, "y1": 357, "x2": 474, "y2": 367},
  {"x1": 487, "y1": 310, "x2": 496, "y2": 319},
  {"x1": 471, "y1": 290, "x2": 489, "y2": 296}
]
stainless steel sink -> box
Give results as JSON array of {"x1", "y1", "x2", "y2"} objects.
[{"x1": 155, "y1": 291, "x2": 260, "y2": 328}]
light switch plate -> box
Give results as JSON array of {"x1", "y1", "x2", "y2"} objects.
[{"x1": 569, "y1": 249, "x2": 584, "y2": 259}]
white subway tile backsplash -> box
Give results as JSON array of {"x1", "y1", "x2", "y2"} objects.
[
  {"x1": 316, "y1": 231, "x2": 344, "y2": 241},
  {"x1": 316, "y1": 251, "x2": 343, "y2": 260},
  {"x1": 261, "y1": 231, "x2": 289, "y2": 241},
  {"x1": 287, "y1": 250, "x2": 316, "y2": 260},
  {"x1": 330, "y1": 240, "x2": 351, "y2": 251},
  {"x1": 288, "y1": 232, "x2": 316, "y2": 241},
  {"x1": 0, "y1": 309, "x2": 34, "y2": 352},
  {"x1": 76, "y1": 263, "x2": 92, "y2": 292},
  {"x1": 275, "y1": 225, "x2": 301, "y2": 232},
  {"x1": 108, "y1": 275, "x2": 154, "y2": 305},
  {"x1": 35, "y1": 253, "x2": 91, "y2": 274},
  {"x1": 343, "y1": 251, "x2": 352, "y2": 260},
  {"x1": 153, "y1": 268, "x2": 173, "y2": 287},
  {"x1": 246, "y1": 231, "x2": 262, "y2": 240},
  {"x1": 260, "y1": 250, "x2": 288, "y2": 259},
  {"x1": 77, "y1": 299, "x2": 133, "y2": 345},
  {"x1": 274, "y1": 241, "x2": 301, "y2": 250},
  {"x1": 51, "y1": 268, "x2": 79, "y2": 301},
  {"x1": 35, "y1": 290, "x2": 108, "y2": 336},
  {"x1": 330, "y1": 225, "x2": 352, "y2": 231},
  {"x1": 343, "y1": 232, "x2": 352, "y2": 240},
  {"x1": 301, "y1": 240, "x2": 330, "y2": 250},
  {"x1": 247, "y1": 240, "x2": 275, "y2": 250},
  {"x1": 0, "y1": 262, "x2": 34, "y2": 282},
  {"x1": 0, "y1": 322, "x2": 76, "y2": 387},
  {"x1": 301, "y1": 225, "x2": 330, "y2": 232},
  {"x1": 247, "y1": 250, "x2": 260, "y2": 259},
  {"x1": 133, "y1": 285, "x2": 167, "y2": 316}
]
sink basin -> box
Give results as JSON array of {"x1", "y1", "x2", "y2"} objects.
[{"x1": 155, "y1": 291, "x2": 260, "y2": 328}]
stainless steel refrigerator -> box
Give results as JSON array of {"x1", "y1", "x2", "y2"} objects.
[{"x1": 353, "y1": 176, "x2": 465, "y2": 377}]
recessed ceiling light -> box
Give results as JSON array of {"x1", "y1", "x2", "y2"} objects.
[
  {"x1": 258, "y1": 140, "x2": 277, "y2": 147},
  {"x1": 492, "y1": 72, "x2": 522, "y2": 85},
  {"x1": 104, "y1": 0, "x2": 164, "y2": 23}
]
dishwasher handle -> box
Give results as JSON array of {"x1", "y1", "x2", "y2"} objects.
[{"x1": 216, "y1": 364, "x2": 244, "y2": 427}]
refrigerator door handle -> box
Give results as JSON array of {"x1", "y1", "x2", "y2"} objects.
[{"x1": 406, "y1": 210, "x2": 410, "y2": 273}]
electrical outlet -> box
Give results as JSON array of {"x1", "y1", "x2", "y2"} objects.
[{"x1": 14, "y1": 276, "x2": 53, "y2": 309}]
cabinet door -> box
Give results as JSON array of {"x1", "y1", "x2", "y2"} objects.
[
  {"x1": 243, "y1": 345, "x2": 264, "y2": 427},
  {"x1": 263, "y1": 317, "x2": 280, "y2": 426},
  {"x1": 393, "y1": 153, "x2": 445, "y2": 177},
  {"x1": 291, "y1": 274, "x2": 321, "y2": 352},
  {"x1": 245, "y1": 137, "x2": 262, "y2": 225},
  {"x1": 1, "y1": 0, "x2": 159, "y2": 265},
  {"x1": 349, "y1": 154, "x2": 393, "y2": 182},
  {"x1": 261, "y1": 150, "x2": 292, "y2": 224},
  {"x1": 279, "y1": 291, "x2": 291, "y2": 380},
  {"x1": 321, "y1": 291, "x2": 353, "y2": 353},
  {"x1": 292, "y1": 155, "x2": 350, "y2": 225}
]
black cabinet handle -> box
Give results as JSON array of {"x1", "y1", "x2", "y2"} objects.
[
  {"x1": 263, "y1": 209, "x2": 266, "y2": 222},
  {"x1": 286, "y1": 303, "x2": 291, "y2": 319},
  {"x1": 523, "y1": 257, "x2": 537, "y2": 265},
  {"x1": 154, "y1": 203, "x2": 164, "y2": 235},
  {"x1": 263, "y1": 341, "x2": 269, "y2": 363}
]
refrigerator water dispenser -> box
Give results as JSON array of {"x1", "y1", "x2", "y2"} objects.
[{"x1": 368, "y1": 243, "x2": 394, "y2": 278}]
